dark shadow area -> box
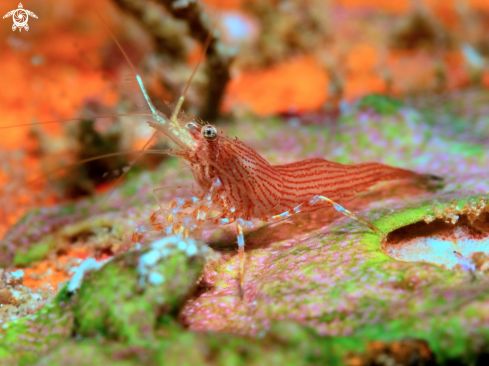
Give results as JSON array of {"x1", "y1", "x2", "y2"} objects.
[{"x1": 386, "y1": 215, "x2": 489, "y2": 245}]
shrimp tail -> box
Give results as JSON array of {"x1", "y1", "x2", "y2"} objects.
[{"x1": 414, "y1": 173, "x2": 445, "y2": 191}]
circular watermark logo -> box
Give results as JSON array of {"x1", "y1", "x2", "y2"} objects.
[{"x1": 3, "y1": 3, "x2": 38, "y2": 32}]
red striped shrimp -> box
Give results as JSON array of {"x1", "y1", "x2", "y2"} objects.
[{"x1": 132, "y1": 117, "x2": 439, "y2": 295}]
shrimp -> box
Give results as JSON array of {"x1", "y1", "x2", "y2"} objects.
[
  {"x1": 132, "y1": 120, "x2": 439, "y2": 295},
  {"x1": 1, "y1": 4, "x2": 441, "y2": 298}
]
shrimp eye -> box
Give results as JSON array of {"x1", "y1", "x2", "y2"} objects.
[{"x1": 202, "y1": 125, "x2": 218, "y2": 140}]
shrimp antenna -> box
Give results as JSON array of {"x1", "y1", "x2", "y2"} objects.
[
  {"x1": 0, "y1": 113, "x2": 152, "y2": 130},
  {"x1": 0, "y1": 148, "x2": 174, "y2": 199},
  {"x1": 0, "y1": 148, "x2": 177, "y2": 227}
]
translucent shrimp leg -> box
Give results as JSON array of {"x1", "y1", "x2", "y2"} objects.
[
  {"x1": 133, "y1": 178, "x2": 223, "y2": 243},
  {"x1": 132, "y1": 196, "x2": 198, "y2": 243},
  {"x1": 235, "y1": 218, "x2": 254, "y2": 297},
  {"x1": 237, "y1": 222, "x2": 245, "y2": 296},
  {"x1": 202, "y1": 213, "x2": 253, "y2": 297},
  {"x1": 131, "y1": 211, "x2": 163, "y2": 243},
  {"x1": 311, "y1": 196, "x2": 385, "y2": 237},
  {"x1": 267, "y1": 195, "x2": 386, "y2": 238}
]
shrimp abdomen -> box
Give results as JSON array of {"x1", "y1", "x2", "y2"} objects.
[{"x1": 273, "y1": 158, "x2": 423, "y2": 213}]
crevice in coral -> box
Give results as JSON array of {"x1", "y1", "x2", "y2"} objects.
[{"x1": 384, "y1": 210, "x2": 489, "y2": 273}]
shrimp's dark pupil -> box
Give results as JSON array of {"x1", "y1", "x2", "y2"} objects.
[{"x1": 202, "y1": 126, "x2": 217, "y2": 140}]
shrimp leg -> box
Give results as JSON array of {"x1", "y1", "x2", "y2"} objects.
[
  {"x1": 268, "y1": 195, "x2": 386, "y2": 238},
  {"x1": 235, "y1": 218, "x2": 254, "y2": 297},
  {"x1": 237, "y1": 222, "x2": 245, "y2": 297},
  {"x1": 132, "y1": 179, "x2": 223, "y2": 244},
  {"x1": 311, "y1": 196, "x2": 386, "y2": 237}
]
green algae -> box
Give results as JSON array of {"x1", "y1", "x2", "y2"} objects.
[
  {"x1": 0, "y1": 286, "x2": 74, "y2": 366},
  {"x1": 12, "y1": 217, "x2": 126, "y2": 267},
  {"x1": 74, "y1": 238, "x2": 209, "y2": 344},
  {"x1": 58, "y1": 217, "x2": 127, "y2": 245},
  {"x1": 0, "y1": 237, "x2": 211, "y2": 365},
  {"x1": 13, "y1": 236, "x2": 56, "y2": 267},
  {"x1": 33, "y1": 321, "x2": 363, "y2": 366},
  {"x1": 357, "y1": 94, "x2": 404, "y2": 115}
]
